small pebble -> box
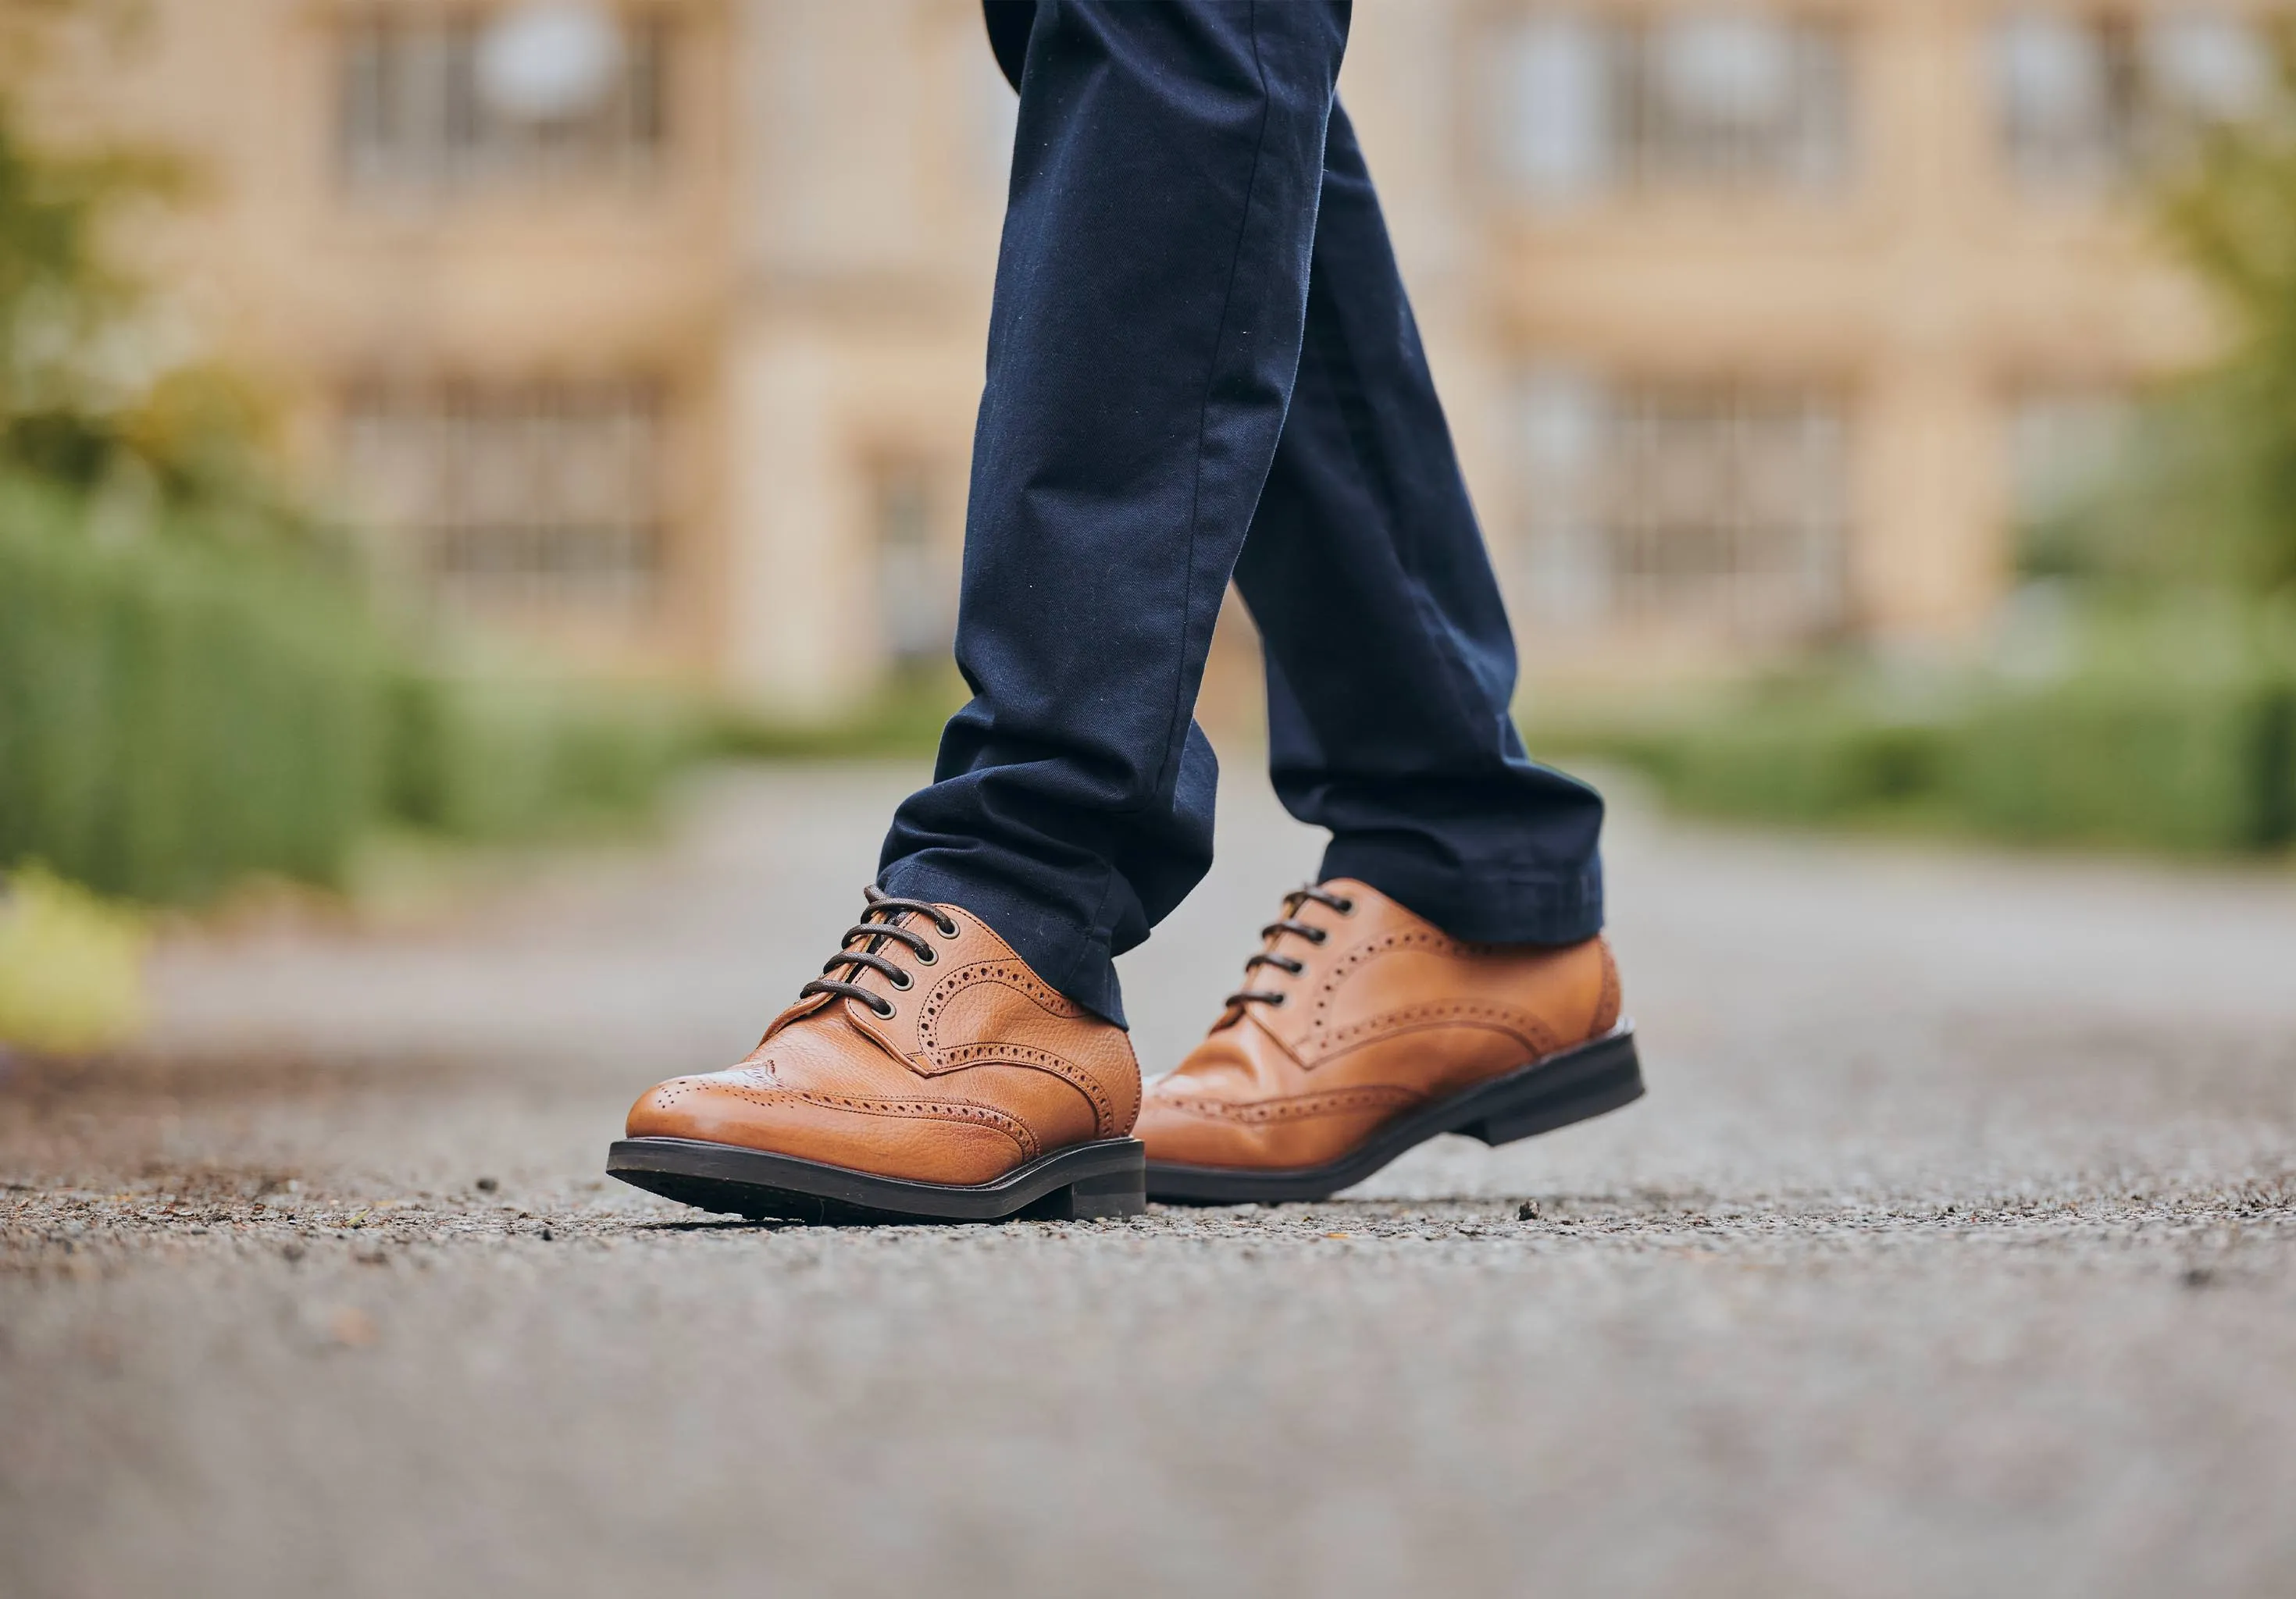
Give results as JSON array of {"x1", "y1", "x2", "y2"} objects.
[
  {"x1": 475, "y1": 1177, "x2": 499, "y2": 1194},
  {"x1": 1517, "y1": 1201, "x2": 1542, "y2": 1220}
]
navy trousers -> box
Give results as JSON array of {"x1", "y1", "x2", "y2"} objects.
[{"x1": 879, "y1": 0, "x2": 1605, "y2": 1027}]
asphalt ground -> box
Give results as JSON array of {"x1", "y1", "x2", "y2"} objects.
[{"x1": 5, "y1": 764, "x2": 2295, "y2": 1597}]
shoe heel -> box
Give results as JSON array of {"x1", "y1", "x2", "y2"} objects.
[
  {"x1": 1461, "y1": 1031, "x2": 1646, "y2": 1147},
  {"x1": 1022, "y1": 1167, "x2": 1146, "y2": 1220}
]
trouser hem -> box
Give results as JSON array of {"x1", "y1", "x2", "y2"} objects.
[
  {"x1": 1318, "y1": 844, "x2": 1606, "y2": 947},
  {"x1": 875, "y1": 860, "x2": 1127, "y2": 1030}
]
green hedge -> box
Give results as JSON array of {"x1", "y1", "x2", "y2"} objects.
[
  {"x1": 1539, "y1": 658, "x2": 2296, "y2": 856},
  {"x1": 1946, "y1": 676, "x2": 2295, "y2": 853},
  {"x1": 387, "y1": 669, "x2": 700, "y2": 841},
  {"x1": 0, "y1": 483, "x2": 387, "y2": 901},
  {"x1": 704, "y1": 671, "x2": 964, "y2": 763},
  {"x1": 1, "y1": 479, "x2": 708, "y2": 904},
  {"x1": 1638, "y1": 713, "x2": 1945, "y2": 825}
]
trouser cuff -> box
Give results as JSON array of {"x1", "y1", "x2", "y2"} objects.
[
  {"x1": 875, "y1": 860, "x2": 1128, "y2": 1030},
  {"x1": 1319, "y1": 843, "x2": 1606, "y2": 947}
]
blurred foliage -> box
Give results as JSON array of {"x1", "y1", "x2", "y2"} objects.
[
  {"x1": 0, "y1": 475, "x2": 387, "y2": 901},
  {"x1": 388, "y1": 668, "x2": 708, "y2": 842},
  {"x1": 705, "y1": 669, "x2": 964, "y2": 763},
  {"x1": 1, "y1": 469, "x2": 716, "y2": 905},
  {"x1": 2027, "y1": 26, "x2": 2296, "y2": 597},
  {"x1": 2, "y1": 468, "x2": 726, "y2": 903},
  {"x1": 1535, "y1": 602, "x2": 2296, "y2": 856},
  {"x1": 0, "y1": 861, "x2": 146, "y2": 1053},
  {"x1": 1951, "y1": 675, "x2": 2293, "y2": 853},
  {"x1": 0, "y1": 72, "x2": 338, "y2": 564},
  {"x1": 0, "y1": 66, "x2": 707, "y2": 921},
  {"x1": 1553, "y1": 49, "x2": 2296, "y2": 859}
]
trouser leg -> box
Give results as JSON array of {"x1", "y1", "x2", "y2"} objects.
[
  {"x1": 878, "y1": 1, "x2": 1353, "y2": 1026},
  {"x1": 1232, "y1": 104, "x2": 1606, "y2": 945}
]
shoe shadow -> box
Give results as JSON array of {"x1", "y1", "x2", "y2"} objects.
[{"x1": 629, "y1": 1217, "x2": 793, "y2": 1232}]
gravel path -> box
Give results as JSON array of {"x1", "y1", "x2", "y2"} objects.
[{"x1": 5, "y1": 764, "x2": 2295, "y2": 1598}]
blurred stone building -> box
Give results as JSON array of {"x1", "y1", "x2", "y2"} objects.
[{"x1": 26, "y1": 0, "x2": 2272, "y2": 712}]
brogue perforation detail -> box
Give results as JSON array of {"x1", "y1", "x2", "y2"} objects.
[
  {"x1": 1304, "y1": 928, "x2": 1473, "y2": 1036},
  {"x1": 711, "y1": 1083, "x2": 1039, "y2": 1161},
  {"x1": 1314, "y1": 999, "x2": 1563, "y2": 1064},
  {"x1": 1155, "y1": 1084, "x2": 1421, "y2": 1126},
  {"x1": 915, "y1": 1041, "x2": 1118, "y2": 1137},
  {"x1": 629, "y1": 889, "x2": 1147, "y2": 1189},
  {"x1": 914, "y1": 961, "x2": 1086, "y2": 1047}
]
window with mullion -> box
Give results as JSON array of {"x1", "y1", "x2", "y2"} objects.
[
  {"x1": 1992, "y1": 6, "x2": 2273, "y2": 194},
  {"x1": 1490, "y1": 7, "x2": 1854, "y2": 205},
  {"x1": 333, "y1": 4, "x2": 671, "y2": 194},
  {"x1": 1513, "y1": 368, "x2": 1851, "y2": 640}
]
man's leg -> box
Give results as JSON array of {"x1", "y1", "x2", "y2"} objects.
[
  {"x1": 609, "y1": 2, "x2": 1357, "y2": 1223},
  {"x1": 1236, "y1": 102, "x2": 1605, "y2": 940},
  {"x1": 878, "y1": 1, "x2": 1353, "y2": 1027},
  {"x1": 1133, "y1": 105, "x2": 1634, "y2": 1203}
]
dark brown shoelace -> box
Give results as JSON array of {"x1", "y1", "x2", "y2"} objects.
[
  {"x1": 1224, "y1": 884, "x2": 1357, "y2": 1010},
  {"x1": 798, "y1": 885, "x2": 960, "y2": 1019}
]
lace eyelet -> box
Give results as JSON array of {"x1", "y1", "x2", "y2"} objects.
[
  {"x1": 871, "y1": 996, "x2": 897, "y2": 1019},
  {"x1": 1307, "y1": 927, "x2": 1329, "y2": 945},
  {"x1": 914, "y1": 944, "x2": 938, "y2": 966},
  {"x1": 1335, "y1": 898, "x2": 1357, "y2": 916},
  {"x1": 1270, "y1": 993, "x2": 1287, "y2": 1006},
  {"x1": 891, "y1": 970, "x2": 914, "y2": 991},
  {"x1": 934, "y1": 913, "x2": 960, "y2": 938}
]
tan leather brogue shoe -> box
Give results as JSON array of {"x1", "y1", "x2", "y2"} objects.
[
  {"x1": 608, "y1": 889, "x2": 1144, "y2": 1222},
  {"x1": 1139, "y1": 879, "x2": 1639, "y2": 1202}
]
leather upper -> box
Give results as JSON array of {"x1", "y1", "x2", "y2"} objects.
[
  {"x1": 1136, "y1": 879, "x2": 1620, "y2": 1172},
  {"x1": 626, "y1": 901, "x2": 1140, "y2": 1186}
]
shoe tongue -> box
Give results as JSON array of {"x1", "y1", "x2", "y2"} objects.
[
  {"x1": 765, "y1": 982, "x2": 909, "y2": 1067},
  {"x1": 750, "y1": 1001, "x2": 889, "y2": 1080}
]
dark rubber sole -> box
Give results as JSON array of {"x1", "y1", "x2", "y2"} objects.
[
  {"x1": 606, "y1": 1134, "x2": 1146, "y2": 1224},
  {"x1": 1145, "y1": 1024, "x2": 1644, "y2": 1204}
]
